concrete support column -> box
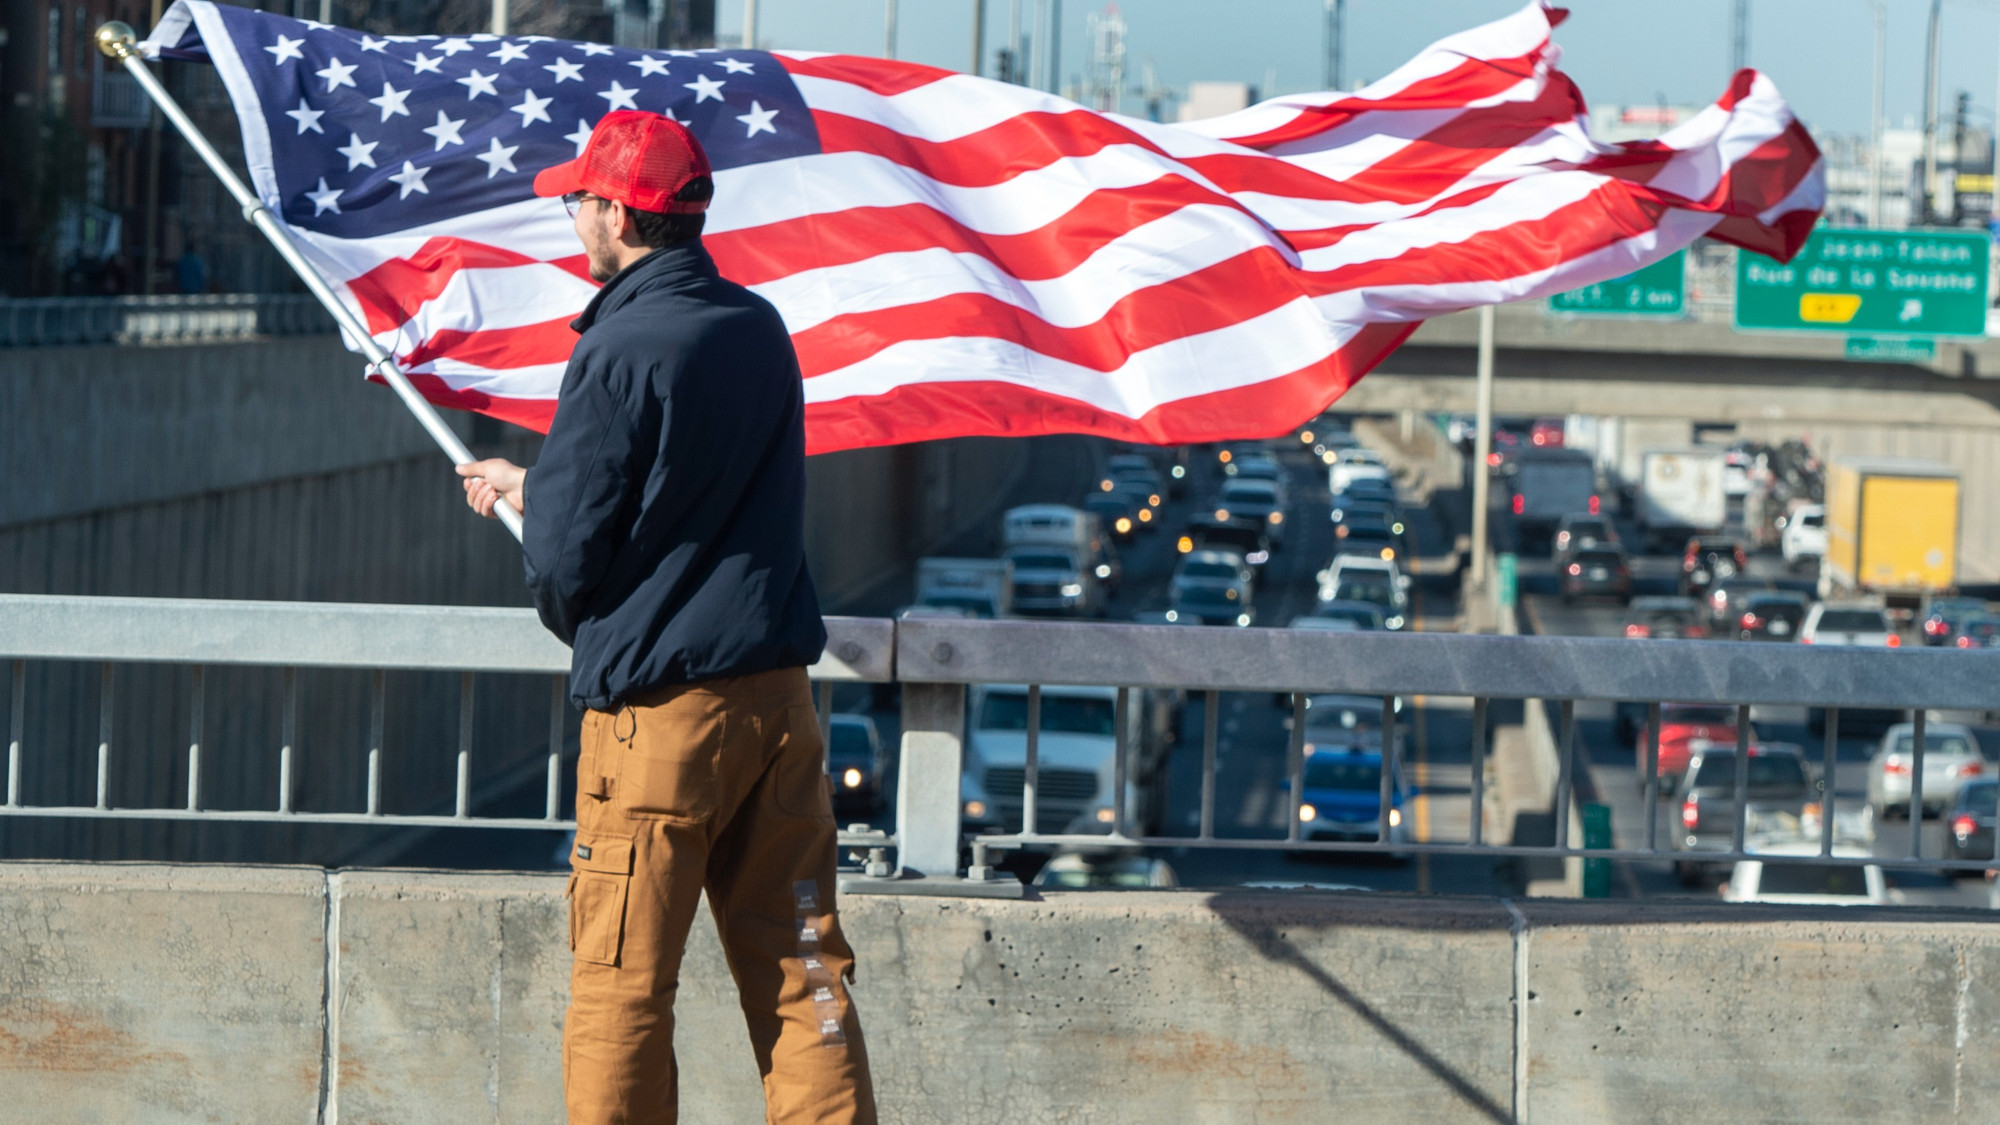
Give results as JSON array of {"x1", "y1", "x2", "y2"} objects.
[{"x1": 894, "y1": 682, "x2": 966, "y2": 878}]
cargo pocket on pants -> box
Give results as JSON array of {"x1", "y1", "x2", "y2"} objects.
[
  {"x1": 568, "y1": 834, "x2": 634, "y2": 967},
  {"x1": 773, "y1": 703, "x2": 835, "y2": 820}
]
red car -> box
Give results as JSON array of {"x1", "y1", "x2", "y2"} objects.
[{"x1": 1634, "y1": 703, "x2": 1747, "y2": 795}]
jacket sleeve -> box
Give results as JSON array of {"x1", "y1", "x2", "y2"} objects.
[{"x1": 521, "y1": 352, "x2": 658, "y2": 644}]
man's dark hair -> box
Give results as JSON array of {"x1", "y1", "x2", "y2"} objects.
[{"x1": 629, "y1": 176, "x2": 714, "y2": 247}]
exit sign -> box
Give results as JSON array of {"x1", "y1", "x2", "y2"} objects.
[
  {"x1": 1734, "y1": 228, "x2": 1990, "y2": 338},
  {"x1": 1548, "y1": 250, "x2": 1686, "y2": 316}
]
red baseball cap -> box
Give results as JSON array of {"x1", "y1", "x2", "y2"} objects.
[{"x1": 532, "y1": 110, "x2": 712, "y2": 214}]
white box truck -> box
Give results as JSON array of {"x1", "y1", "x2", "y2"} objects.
[
  {"x1": 1638, "y1": 447, "x2": 1727, "y2": 546},
  {"x1": 1596, "y1": 417, "x2": 1695, "y2": 501},
  {"x1": 912, "y1": 558, "x2": 1013, "y2": 618}
]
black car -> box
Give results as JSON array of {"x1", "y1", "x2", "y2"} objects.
[
  {"x1": 1186, "y1": 514, "x2": 1270, "y2": 564},
  {"x1": 1957, "y1": 616, "x2": 2000, "y2": 650},
  {"x1": 1552, "y1": 514, "x2": 1617, "y2": 566},
  {"x1": 1944, "y1": 778, "x2": 2000, "y2": 866},
  {"x1": 1622, "y1": 595, "x2": 1708, "y2": 640},
  {"x1": 1705, "y1": 578, "x2": 1774, "y2": 632},
  {"x1": 1922, "y1": 597, "x2": 1991, "y2": 646},
  {"x1": 1330, "y1": 497, "x2": 1405, "y2": 537},
  {"x1": 1082, "y1": 490, "x2": 1139, "y2": 542},
  {"x1": 1559, "y1": 546, "x2": 1631, "y2": 604},
  {"x1": 827, "y1": 714, "x2": 888, "y2": 816},
  {"x1": 1679, "y1": 536, "x2": 1748, "y2": 597},
  {"x1": 1736, "y1": 591, "x2": 1809, "y2": 641}
]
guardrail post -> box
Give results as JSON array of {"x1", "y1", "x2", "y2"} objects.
[{"x1": 894, "y1": 682, "x2": 965, "y2": 879}]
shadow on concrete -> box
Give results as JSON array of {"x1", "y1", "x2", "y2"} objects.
[{"x1": 1204, "y1": 892, "x2": 1514, "y2": 1124}]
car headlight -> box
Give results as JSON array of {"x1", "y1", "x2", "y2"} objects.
[
  {"x1": 1236, "y1": 613, "x2": 1251, "y2": 627},
  {"x1": 1164, "y1": 609, "x2": 1179, "y2": 622},
  {"x1": 842, "y1": 768, "x2": 863, "y2": 789},
  {"x1": 1094, "y1": 564, "x2": 1112, "y2": 579},
  {"x1": 964, "y1": 800, "x2": 988, "y2": 819},
  {"x1": 1099, "y1": 479, "x2": 1115, "y2": 492},
  {"x1": 1148, "y1": 494, "x2": 1161, "y2": 507},
  {"x1": 1299, "y1": 803, "x2": 1317, "y2": 822},
  {"x1": 1171, "y1": 465, "x2": 1186, "y2": 479},
  {"x1": 1115, "y1": 517, "x2": 1132, "y2": 534},
  {"x1": 1094, "y1": 806, "x2": 1116, "y2": 823},
  {"x1": 1268, "y1": 512, "x2": 1283, "y2": 526},
  {"x1": 1379, "y1": 548, "x2": 1395, "y2": 561},
  {"x1": 1322, "y1": 450, "x2": 1338, "y2": 465},
  {"x1": 1215, "y1": 508, "x2": 1231, "y2": 521},
  {"x1": 1137, "y1": 508, "x2": 1154, "y2": 523},
  {"x1": 1300, "y1": 430, "x2": 1315, "y2": 444},
  {"x1": 1060, "y1": 583, "x2": 1084, "y2": 597},
  {"x1": 1388, "y1": 807, "x2": 1402, "y2": 828},
  {"x1": 1386, "y1": 616, "x2": 1405, "y2": 629},
  {"x1": 1177, "y1": 536, "x2": 1194, "y2": 553}
]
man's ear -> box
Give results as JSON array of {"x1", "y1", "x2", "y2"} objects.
[{"x1": 609, "y1": 199, "x2": 636, "y2": 244}]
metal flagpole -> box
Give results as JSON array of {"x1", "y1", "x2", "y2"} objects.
[
  {"x1": 94, "y1": 21, "x2": 525, "y2": 542},
  {"x1": 1468, "y1": 303, "x2": 1496, "y2": 589}
]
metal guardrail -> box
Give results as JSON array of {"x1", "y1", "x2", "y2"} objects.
[
  {"x1": 3, "y1": 596, "x2": 1998, "y2": 886},
  {"x1": 0, "y1": 294, "x2": 333, "y2": 347}
]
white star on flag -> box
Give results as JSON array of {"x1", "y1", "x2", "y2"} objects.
[
  {"x1": 488, "y1": 41, "x2": 530, "y2": 63},
  {"x1": 315, "y1": 57, "x2": 357, "y2": 91},
  {"x1": 512, "y1": 89, "x2": 554, "y2": 126},
  {"x1": 421, "y1": 109, "x2": 467, "y2": 150},
  {"x1": 368, "y1": 81, "x2": 413, "y2": 121},
  {"x1": 683, "y1": 74, "x2": 724, "y2": 103},
  {"x1": 564, "y1": 118, "x2": 594, "y2": 155},
  {"x1": 630, "y1": 55, "x2": 670, "y2": 77},
  {"x1": 359, "y1": 35, "x2": 389, "y2": 53},
  {"x1": 475, "y1": 137, "x2": 520, "y2": 178},
  {"x1": 543, "y1": 57, "x2": 583, "y2": 83},
  {"x1": 574, "y1": 42, "x2": 614, "y2": 56},
  {"x1": 436, "y1": 38, "x2": 473, "y2": 55},
  {"x1": 336, "y1": 133, "x2": 378, "y2": 170},
  {"x1": 598, "y1": 81, "x2": 638, "y2": 111},
  {"x1": 717, "y1": 57, "x2": 754, "y2": 74},
  {"x1": 264, "y1": 34, "x2": 303, "y2": 64},
  {"x1": 305, "y1": 176, "x2": 342, "y2": 215},
  {"x1": 284, "y1": 97, "x2": 325, "y2": 134},
  {"x1": 456, "y1": 68, "x2": 499, "y2": 99},
  {"x1": 736, "y1": 100, "x2": 778, "y2": 137},
  {"x1": 410, "y1": 53, "x2": 442, "y2": 75},
  {"x1": 388, "y1": 160, "x2": 430, "y2": 198}
]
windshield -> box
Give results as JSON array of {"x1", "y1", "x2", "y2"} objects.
[
  {"x1": 1222, "y1": 482, "x2": 1277, "y2": 503},
  {"x1": 1799, "y1": 512, "x2": 1824, "y2": 528},
  {"x1": 1564, "y1": 520, "x2": 1610, "y2": 539},
  {"x1": 827, "y1": 724, "x2": 872, "y2": 762},
  {"x1": 1010, "y1": 553, "x2": 1076, "y2": 572},
  {"x1": 1754, "y1": 863, "x2": 1870, "y2": 897},
  {"x1": 1335, "y1": 580, "x2": 1395, "y2": 606},
  {"x1": 1690, "y1": 754, "x2": 1808, "y2": 789},
  {"x1": 1817, "y1": 610, "x2": 1889, "y2": 632},
  {"x1": 1181, "y1": 561, "x2": 1239, "y2": 580},
  {"x1": 1574, "y1": 551, "x2": 1624, "y2": 567},
  {"x1": 1305, "y1": 755, "x2": 1383, "y2": 791},
  {"x1": 1175, "y1": 586, "x2": 1243, "y2": 611},
  {"x1": 977, "y1": 693, "x2": 1117, "y2": 736},
  {"x1": 1890, "y1": 733, "x2": 1979, "y2": 758}
]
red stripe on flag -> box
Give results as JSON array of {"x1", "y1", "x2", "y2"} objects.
[
  {"x1": 1219, "y1": 44, "x2": 1554, "y2": 150},
  {"x1": 369, "y1": 371, "x2": 558, "y2": 433},
  {"x1": 777, "y1": 53, "x2": 956, "y2": 97},
  {"x1": 346, "y1": 238, "x2": 591, "y2": 335},
  {"x1": 399, "y1": 315, "x2": 580, "y2": 370}
]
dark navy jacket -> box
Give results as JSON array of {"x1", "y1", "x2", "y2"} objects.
[{"x1": 522, "y1": 242, "x2": 825, "y2": 711}]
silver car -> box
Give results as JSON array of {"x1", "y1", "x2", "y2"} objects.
[{"x1": 1867, "y1": 722, "x2": 1988, "y2": 819}]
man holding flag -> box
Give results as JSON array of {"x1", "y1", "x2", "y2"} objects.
[{"x1": 459, "y1": 112, "x2": 876, "y2": 1124}]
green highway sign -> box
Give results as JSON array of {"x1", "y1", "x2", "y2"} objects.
[
  {"x1": 1735, "y1": 228, "x2": 1991, "y2": 338},
  {"x1": 1549, "y1": 249, "x2": 1685, "y2": 315},
  {"x1": 1844, "y1": 335, "x2": 1937, "y2": 362}
]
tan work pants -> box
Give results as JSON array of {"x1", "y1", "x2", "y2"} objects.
[{"x1": 563, "y1": 666, "x2": 876, "y2": 1125}]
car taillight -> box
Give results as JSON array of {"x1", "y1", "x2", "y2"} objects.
[
  {"x1": 1733, "y1": 548, "x2": 1748, "y2": 567},
  {"x1": 1711, "y1": 589, "x2": 1728, "y2": 608},
  {"x1": 1512, "y1": 495, "x2": 1526, "y2": 515},
  {"x1": 1567, "y1": 563, "x2": 1582, "y2": 576},
  {"x1": 1960, "y1": 636, "x2": 1976, "y2": 649},
  {"x1": 1799, "y1": 635, "x2": 1813, "y2": 644},
  {"x1": 1681, "y1": 797, "x2": 1700, "y2": 829},
  {"x1": 1686, "y1": 624, "x2": 1708, "y2": 638},
  {"x1": 1955, "y1": 814, "x2": 1979, "y2": 840},
  {"x1": 1487, "y1": 452, "x2": 1502, "y2": 466},
  {"x1": 1885, "y1": 759, "x2": 1911, "y2": 776},
  {"x1": 1926, "y1": 619, "x2": 1948, "y2": 635},
  {"x1": 1588, "y1": 495, "x2": 1601, "y2": 515},
  {"x1": 1960, "y1": 761, "x2": 1984, "y2": 777},
  {"x1": 1886, "y1": 634, "x2": 1901, "y2": 648},
  {"x1": 1741, "y1": 613, "x2": 1760, "y2": 628},
  {"x1": 1682, "y1": 556, "x2": 1697, "y2": 571},
  {"x1": 1625, "y1": 623, "x2": 1650, "y2": 638}
]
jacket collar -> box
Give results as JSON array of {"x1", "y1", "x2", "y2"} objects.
[{"x1": 569, "y1": 240, "x2": 718, "y2": 334}]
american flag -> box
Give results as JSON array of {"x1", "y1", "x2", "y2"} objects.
[{"x1": 143, "y1": 1, "x2": 1822, "y2": 455}]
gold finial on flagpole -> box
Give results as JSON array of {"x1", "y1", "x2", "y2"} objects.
[{"x1": 96, "y1": 21, "x2": 139, "y2": 60}]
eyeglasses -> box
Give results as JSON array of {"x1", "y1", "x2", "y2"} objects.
[{"x1": 562, "y1": 191, "x2": 600, "y2": 218}]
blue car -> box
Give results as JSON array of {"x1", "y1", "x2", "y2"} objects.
[{"x1": 1294, "y1": 744, "x2": 1409, "y2": 855}]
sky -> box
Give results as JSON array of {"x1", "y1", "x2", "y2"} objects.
[{"x1": 726, "y1": 0, "x2": 2000, "y2": 139}]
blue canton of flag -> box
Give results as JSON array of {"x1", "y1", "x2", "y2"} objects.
[{"x1": 149, "y1": 3, "x2": 818, "y2": 238}]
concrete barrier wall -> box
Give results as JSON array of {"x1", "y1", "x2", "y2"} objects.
[{"x1": 4, "y1": 862, "x2": 1999, "y2": 1123}]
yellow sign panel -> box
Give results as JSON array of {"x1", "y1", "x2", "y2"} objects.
[
  {"x1": 1798, "y1": 293, "x2": 1863, "y2": 324},
  {"x1": 1956, "y1": 173, "x2": 1996, "y2": 193}
]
